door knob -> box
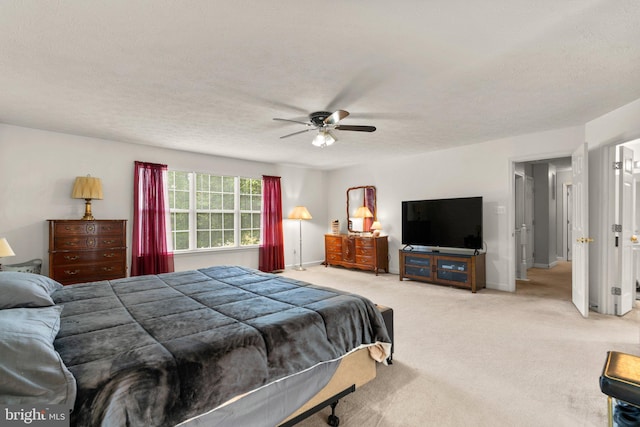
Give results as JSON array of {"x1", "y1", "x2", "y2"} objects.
[
  {"x1": 632, "y1": 235, "x2": 638, "y2": 243},
  {"x1": 577, "y1": 237, "x2": 595, "y2": 243}
]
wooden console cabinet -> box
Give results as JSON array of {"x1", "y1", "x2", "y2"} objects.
[
  {"x1": 48, "y1": 219, "x2": 127, "y2": 285},
  {"x1": 325, "y1": 234, "x2": 388, "y2": 275},
  {"x1": 399, "y1": 249, "x2": 486, "y2": 293}
]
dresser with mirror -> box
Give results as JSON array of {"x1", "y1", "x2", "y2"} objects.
[{"x1": 325, "y1": 186, "x2": 388, "y2": 275}]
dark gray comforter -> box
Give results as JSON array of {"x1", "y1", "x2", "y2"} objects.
[{"x1": 52, "y1": 266, "x2": 390, "y2": 427}]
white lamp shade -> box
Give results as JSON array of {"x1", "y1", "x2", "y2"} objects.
[
  {"x1": 370, "y1": 221, "x2": 382, "y2": 230},
  {"x1": 288, "y1": 206, "x2": 312, "y2": 220},
  {"x1": 0, "y1": 238, "x2": 15, "y2": 257}
]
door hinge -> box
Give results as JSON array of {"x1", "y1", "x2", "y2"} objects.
[
  {"x1": 612, "y1": 224, "x2": 622, "y2": 232},
  {"x1": 611, "y1": 287, "x2": 621, "y2": 295},
  {"x1": 614, "y1": 161, "x2": 623, "y2": 170}
]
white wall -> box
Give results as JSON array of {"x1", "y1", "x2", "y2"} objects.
[
  {"x1": 0, "y1": 124, "x2": 328, "y2": 274},
  {"x1": 327, "y1": 126, "x2": 585, "y2": 291}
]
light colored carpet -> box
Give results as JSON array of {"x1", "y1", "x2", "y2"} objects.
[{"x1": 279, "y1": 263, "x2": 640, "y2": 427}]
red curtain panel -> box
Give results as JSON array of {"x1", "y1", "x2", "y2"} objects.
[
  {"x1": 259, "y1": 175, "x2": 285, "y2": 272},
  {"x1": 364, "y1": 186, "x2": 375, "y2": 233},
  {"x1": 131, "y1": 161, "x2": 175, "y2": 276}
]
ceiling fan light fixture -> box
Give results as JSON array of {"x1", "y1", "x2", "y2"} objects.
[{"x1": 312, "y1": 131, "x2": 335, "y2": 148}]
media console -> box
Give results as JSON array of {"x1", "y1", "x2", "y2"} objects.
[{"x1": 399, "y1": 249, "x2": 486, "y2": 293}]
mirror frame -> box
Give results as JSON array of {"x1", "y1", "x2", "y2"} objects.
[{"x1": 346, "y1": 185, "x2": 377, "y2": 232}]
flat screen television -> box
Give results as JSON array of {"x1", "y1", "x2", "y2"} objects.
[{"x1": 402, "y1": 196, "x2": 483, "y2": 250}]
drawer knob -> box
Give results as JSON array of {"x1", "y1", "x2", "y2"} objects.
[
  {"x1": 64, "y1": 270, "x2": 80, "y2": 275},
  {"x1": 102, "y1": 266, "x2": 114, "y2": 272},
  {"x1": 63, "y1": 255, "x2": 80, "y2": 261},
  {"x1": 103, "y1": 240, "x2": 115, "y2": 244},
  {"x1": 103, "y1": 253, "x2": 115, "y2": 258}
]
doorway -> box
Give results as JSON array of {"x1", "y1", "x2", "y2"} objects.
[{"x1": 514, "y1": 157, "x2": 573, "y2": 301}]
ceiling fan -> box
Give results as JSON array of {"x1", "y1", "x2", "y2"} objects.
[{"x1": 273, "y1": 110, "x2": 376, "y2": 147}]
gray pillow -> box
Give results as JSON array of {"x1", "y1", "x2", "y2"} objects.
[
  {"x1": 0, "y1": 305, "x2": 76, "y2": 405},
  {"x1": 0, "y1": 272, "x2": 63, "y2": 309}
]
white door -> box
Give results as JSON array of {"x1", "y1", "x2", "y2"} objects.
[
  {"x1": 525, "y1": 176, "x2": 535, "y2": 268},
  {"x1": 566, "y1": 185, "x2": 573, "y2": 261},
  {"x1": 617, "y1": 146, "x2": 634, "y2": 315},
  {"x1": 572, "y1": 143, "x2": 590, "y2": 317}
]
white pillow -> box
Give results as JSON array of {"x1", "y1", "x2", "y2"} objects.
[
  {"x1": 0, "y1": 272, "x2": 63, "y2": 309},
  {"x1": 0, "y1": 306, "x2": 76, "y2": 405}
]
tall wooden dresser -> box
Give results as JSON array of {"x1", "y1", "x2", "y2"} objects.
[
  {"x1": 48, "y1": 219, "x2": 127, "y2": 285},
  {"x1": 324, "y1": 234, "x2": 388, "y2": 275}
]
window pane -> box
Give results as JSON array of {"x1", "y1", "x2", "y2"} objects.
[
  {"x1": 241, "y1": 213, "x2": 251, "y2": 228},
  {"x1": 211, "y1": 213, "x2": 222, "y2": 229},
  {"x1": 196, "y1": 174, "x2": 209, "y2": 191},
  {"x1": 176, "y1": 191, "x2": 189, "y2": 209},
  {"x1": 252, "y1": 195, "x2": 261, "y2": 211},
  {"x1": 210, "y1": 193, "x2": 221, "y2": 209},
  {"x1": 174, "y1": 232, "x2": 189, "y2": 250},
  {"x1": 251, "y1": 179, "x2": 262, "y2": 194},
  {"x1": 240, "y1": 195, "x2": 250, "y2": 210},
  {"x1": 223, "y1": 230, "x2": 234, "y2": 246},
  {"x1": 241, "y1": 230, "x2": 252, "y2": 245},
  {"x1": 174, "y1": 213, "x2": 189, "y2": 230},
  {"x1": 223, "y1": 213, "x2": 234, "y2": 229},
  {"x1": 222, "y1": 194, "x2": 234, "y2": 210},
  {"x1": 252, "y1": 213, "x2": 261, "y2": 227},
  {"x1": 196, "y1": 191, "x2": 208, "y2": 209},
  {"x1": 197, "y1": 213, "x2": 210, "y2": 229},
  {"x1": 239, "y1": 178, "x2": 250, "y2": 194},
  {"x1": 211, "y1": 175, "x2": 222, "y2": 192},
  {"x1": 212, "y1": 230, "x2": 223, "y2": 247},
  {"x1": 223, "y1": 176, "x2": 235, "y2": 193},
  {"x1": 197, "y1": 230, "x2": 210, "y2": 248}
]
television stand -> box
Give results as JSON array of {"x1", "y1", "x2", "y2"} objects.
[{"x1": 399, "y1": 249, "x2": 486, "y2": 293}]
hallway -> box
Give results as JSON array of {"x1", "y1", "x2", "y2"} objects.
[{"x1": 516, "y1": 261, "x2": 572, "y2": 301}]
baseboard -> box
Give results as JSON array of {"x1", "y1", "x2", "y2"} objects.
[{"x1": 532, "y1": 260, "x2": 559, "y2": 269}]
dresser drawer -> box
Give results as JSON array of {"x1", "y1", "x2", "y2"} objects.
[
  {"x1": 327, "y1": 252, "x2": 343, "y2": 262},
  {"x1": 51, "y1": 262, "x2": 126, "y2": 285},
  {"x1": 356, "y1": 254, "x2": 374, "y2": 265},
  {"x1": 53, "y1": 220, "x2": 125, "y2": 236},
  {"x1": 356, "y1": 238, "x2": 375, "y2": 250},
  {"x1": 51, "y1": 249, "x2": 126, "y2": 266},
  {"x1": 54, "y1": 235, "x2": 125, "y2": 250},
  {"x1": 356, "y1": 244, "x2": 374, "y2": 257},
  {"x1": 325, "y1": 236, "x2": 342, "y2": 251}
]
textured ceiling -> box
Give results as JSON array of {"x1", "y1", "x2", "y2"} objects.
[{"x1": 1, "y1": 1, "x2": 640, "y2": 169}]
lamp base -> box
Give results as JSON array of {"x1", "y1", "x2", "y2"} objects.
[
  {"x1": 292, "y1": 265, "x2": 306, "y2": 271},
  {"x1": 81, "y1": 199, "x2": 95, "y2": 221}
]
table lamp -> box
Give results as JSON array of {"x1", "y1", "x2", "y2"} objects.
[
  {"x1": 72, "y1": 175, "x2": 103, "y2": 220},
  {"x1": 0, "y1": 238, "x2": 15, "y2": 269},
  {"x1": 371, "y1": 221, "x2": 382, "y2": 237}
]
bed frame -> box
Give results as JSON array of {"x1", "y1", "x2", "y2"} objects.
[{"x1": 279, "y1": 347, "x2": 377, "y2": 426}]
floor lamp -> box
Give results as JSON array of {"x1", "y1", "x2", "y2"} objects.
[{"x1": 288, "y1": 206, "x2": 312, "y2": 271}]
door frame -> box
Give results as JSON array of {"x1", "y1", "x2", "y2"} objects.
[{"x1": 508, "y1": 150, "x2": 574, "y2": 292}]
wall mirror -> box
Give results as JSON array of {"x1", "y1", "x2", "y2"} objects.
[{"x1": 347, "y1": 186, "x2": 376, "y2": 232}]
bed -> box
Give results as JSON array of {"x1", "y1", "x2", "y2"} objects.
[{"x1": 0, "y1": 266, "x2": 391, "y2": 426}]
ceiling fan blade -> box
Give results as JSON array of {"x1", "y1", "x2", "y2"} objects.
[
  {"x1": 273, "y1": 118, "x2": 311, "y2": 126},
  {"x1": 280, "y1": 128, "x2": 313, "y2": 139},
  {"x1": 324, "y1": 110, "x2": 349, "y2": 125},
  {"x1": 334, "y1": 125, "x2": 376, "y2": 132}
]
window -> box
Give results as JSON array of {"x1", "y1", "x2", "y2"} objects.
[{"x1": 168, "y1": 171, "x2": 262, "y2": 251}]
